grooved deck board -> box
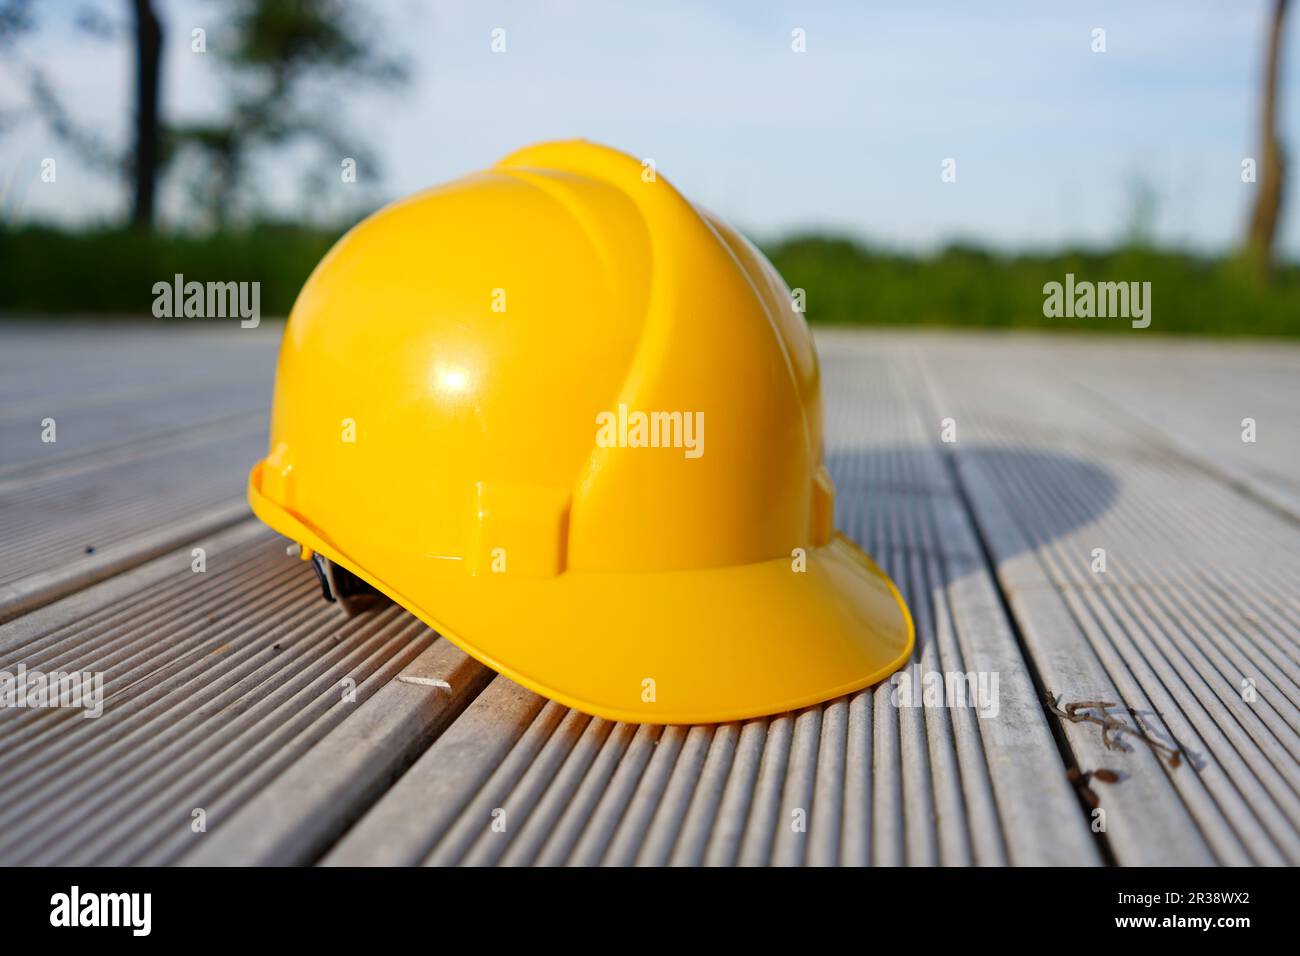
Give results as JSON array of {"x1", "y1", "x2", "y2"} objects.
[
  {"x1": 1, "y1": 323, "x2": 1296, "y2": 866},
  {"x1": 323, "y1": 351, "x2": 1096, "y2": 866},
  {"x1": 0, "y1": 523, "x2": 435, "y2": 865},
  {"x1": 894, "y1": 333, "x2": 1300, "y2": 865}
]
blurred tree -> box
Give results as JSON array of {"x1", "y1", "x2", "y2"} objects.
[
  {"x1": 170, "y1": 0, "x2": 406, "y2": 226},
  {"x1": 129, "y1": 0, "x2": 162, "y2": 228},
  {"x1": 9, "y1": 0, "x2": 404, "y2": 230},
  {"x1": 0, "y1": 0, "x2": 35, "y2": 135},
  {"x1": 1244, "y1": 0, "x2": 1290, "y2": 279},
  {"x1": 0, "y1": 0, "x2": 33, "y2": 45},
  {"x1": 13, "y1": 2, "x2": 163, "y2": 227}
]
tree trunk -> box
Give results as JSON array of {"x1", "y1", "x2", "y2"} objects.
[
  {"x1": 1245, "y1": 0, "x2": 1290, "y2": 279},
  {"x1": 129, "y1": 0, "x2": 163, "y2": 228}
]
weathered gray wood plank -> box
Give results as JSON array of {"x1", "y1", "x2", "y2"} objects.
[
  {"x1": 905, "y1": 332, "x2": 1300, "y2": 864},
  {"x1": 179, "y1": 639, "x2": 493, "y2": 866},
  {"x1": 322, "y1": 344, "x2": 1097, "y2": 866},
  {"x1": 4, "y1": 325, "x2": 1296, "y2": 867},
  {"x1": 0, "y1": 323, "x2": 276, "y2": 619},
  {"x1": 0, "y1": 522, "x2": 434, "y2": 865}
]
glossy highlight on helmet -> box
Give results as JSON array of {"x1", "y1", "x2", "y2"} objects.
[{"x1": 248, "y1": 139, "x2": 914, "y2": 724}]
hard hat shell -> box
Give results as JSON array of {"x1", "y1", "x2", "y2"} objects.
[{"x1": 248, "y1": 140, "x2": 913, "y2": 724}]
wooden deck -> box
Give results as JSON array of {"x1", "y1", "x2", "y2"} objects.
[{"x1": 1, "y1": 322, "x2": 1297, "y2": 866}]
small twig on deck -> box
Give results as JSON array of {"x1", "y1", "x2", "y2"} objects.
[{"x1": 1046, "y1": 693, "x2": 1184, "y2": 768}]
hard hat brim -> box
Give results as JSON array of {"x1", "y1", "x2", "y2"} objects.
[{"x1": 250, "y1": 463, "x2": 914, "y2": 725}]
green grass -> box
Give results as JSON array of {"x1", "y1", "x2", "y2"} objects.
[
  {"x1": 0, "y1": 223, "x2": 339, "y2": 318},
  {"x1": 2, "y1": 225, "x2": 1297, "y2": 336},
  {"x1": 765, "y1": 236, "x2": 1300, "y2": 337}
]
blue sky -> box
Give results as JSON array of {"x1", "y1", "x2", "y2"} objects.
[{"x1": 2, "y1": 1, "x2": 1297, "y2": 257}]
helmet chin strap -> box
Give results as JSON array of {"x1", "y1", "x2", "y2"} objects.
[{"x1": 307, "y1": 553, "x2": 389, "y2": 617}]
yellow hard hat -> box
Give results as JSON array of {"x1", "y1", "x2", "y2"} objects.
[{"x1": 248, "y1": 140, "x2": 913, "y2": 724}]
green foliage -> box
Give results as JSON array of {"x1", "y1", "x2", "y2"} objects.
[
  {"x1": 169, "y1": 0, "x2": 408, "y2": 225},
  {"x1": 764, "y1": 236, "x2": 1300, "y2": 336},
  {"x1": 1, "y1": 226, "x2": 1296, "y2": 336},
  {"x1": 229, "y1": 0, "x2": 405, "y2": 80},
  {"x1": 0, "y1": 223, "x2": 339, "y2": 316}
]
